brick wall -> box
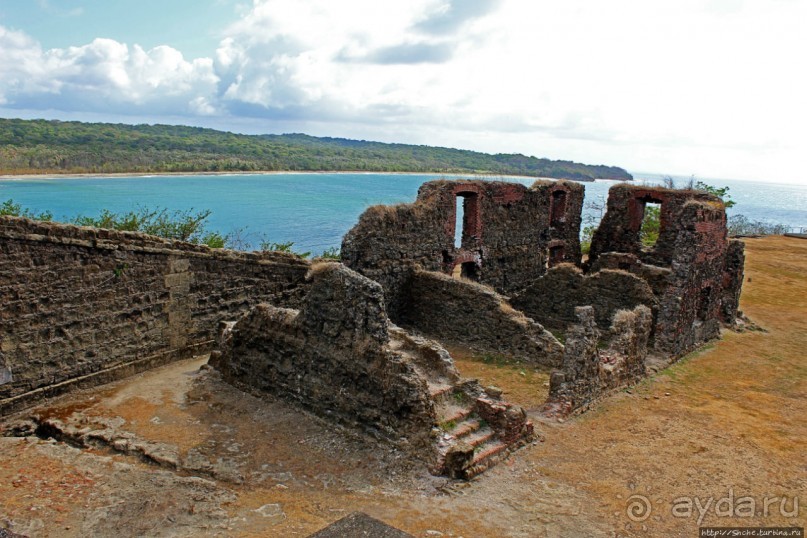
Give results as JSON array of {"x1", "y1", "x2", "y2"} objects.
[
  {"x1": 341, "y1": 179, "x2": 584, "y2": 318},
  {"x1": 585, "y1": 185, "x2": 743, "y2": 359},
  {"x1": 653, "y1": 202, "x2": 735, "y2": 355},
  {"x1": 0, "y1": 216, "x2": 310, "y2": 415},
  {"x1": 546, "y1": 305, "x2": 652, "y2": 416},
  {"x1": 588, "y1": 184, "x2": 722, "y2": 267}
]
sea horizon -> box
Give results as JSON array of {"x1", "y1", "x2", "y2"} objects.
[{"x1": 2, "y1": 172, "x2": 804, "y2": 253}]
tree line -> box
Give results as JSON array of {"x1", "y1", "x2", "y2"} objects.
[{"x1": 0, "y1": 118, "x2": 633, "y2": 181}]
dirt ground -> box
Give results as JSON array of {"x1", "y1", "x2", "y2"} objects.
[{"x1": 1, "y1": 236, "x2": 805, "y2": 537}]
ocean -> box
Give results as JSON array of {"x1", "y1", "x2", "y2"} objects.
[{"x1": 1, "y1": 172, "x2": 804, "y2": 254}]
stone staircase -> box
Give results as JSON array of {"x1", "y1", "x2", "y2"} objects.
[{"x1": 389, "y1": 327, "x2": 535, "y2": 479}]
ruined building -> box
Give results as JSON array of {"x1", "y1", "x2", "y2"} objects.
[
  {"x1": 211, "y1": 263, "x2": 535, "y2": 479},
  {"x1": 339, "y1": 179, "x2": 744, "y2": 414},
  {"x1": 0, "y1": 179, "x2": 744, "y2": 479}
]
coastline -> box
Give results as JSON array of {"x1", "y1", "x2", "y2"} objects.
[{"x1": 0, "y1": 170, "x2": 619, "y2": 182}]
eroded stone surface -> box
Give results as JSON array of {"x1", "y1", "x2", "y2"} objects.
[
  {"x1": 546, "y1": 305, "x2": 652, "y2": 415},
  {"x1": 588, "y1": 184, "x2": 744, "y2": 356},
  {"x1": 211, "y1": 263, "x2": 535, "y2": 477},
  {"x1": 341, "y1": 179, "x2": 584, "y2": 316},
  {"x1": 0, "y1": 215, "x2": 310, "y2": 415}
]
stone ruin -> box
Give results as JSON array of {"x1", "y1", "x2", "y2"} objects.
[
  {"x1": 207, "y1": 178, "x2": 744, "y2": 477},
  {"x1": 0, "y1": 178, "x2": 745, "y2": 480},
  {"x1": 342, "y1": 180, "x2": 741, "y2": 357},
  {"x1": 210, "y1": 262, "x2": 534, "y2": 479}
]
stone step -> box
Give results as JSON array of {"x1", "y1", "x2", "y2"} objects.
[
  {"x1": 464, "y1": 427, "x2": 494, "y2": 448},
  {"x1": 428, "y1": 382, "x2": 454, "y2": 402},
  {"x1": 446, "y1": 418, "x2": 481, "y2": 440},
  {"x1": 437, "y1": 405, "x2": 473, "y2": 426},
  {"x1": 465, "y1": 440, "x2": 510, "y2": 479}
]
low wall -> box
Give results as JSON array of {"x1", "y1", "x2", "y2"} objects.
[
  {"x1": 0, "y1": 216, "x2": 310, "y2": 415},
  {"x1": 546, "y1": 305, "x2": 652, "y2": 416},
  {"x1": 401, "y1": 269, "x2": 564, "y2": 366},
  {"x1": 511, "y1": 264, "x2": 657, "y2": 330},
  {"x1": 211, "y1": 263, "x2": 436, "y2": 450}
]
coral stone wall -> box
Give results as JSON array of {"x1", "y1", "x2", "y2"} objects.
[
  {"x1": 588, "y1": 184, "x2": 723, "y2": 267},
  {"x1": 0, "y1": 216, "x2": 310, "y2": 415},
  {"x1": 546, "y1": 305, "x2": 652, "y2": 415},
  {"x1": 720, "y1": 239, "x2": 746, "y2": 324},
  {"x1": 585, "y1": 184, "x2": 744, "y2": 358},
  {"x1": 341, "y1": 179, "x2": 584, "y2": 317},
  {"x1": 510, "y1": 264, "x2": 657, "y2": 330},
  {"x1": 401, "y1": 269, "x2": 564, "y2": 366},
  {"x1": 653, "y1": 202, "x2": 739, "y2": 355},
  {"x1": 211, "y1": 263, "x2": 437, "y2": 450}
]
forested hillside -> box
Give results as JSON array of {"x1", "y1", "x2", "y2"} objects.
[{"x1": 0, "y1": 119, "x2": 632, "y2": 181}]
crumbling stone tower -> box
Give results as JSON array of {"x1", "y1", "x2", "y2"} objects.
[{"x1": 586, "y1": 184, "x2": 745, "y2": 356}]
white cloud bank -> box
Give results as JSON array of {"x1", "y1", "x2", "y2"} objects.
[{"x1": 1, "y1": 0, "x2": 806, "y2": 181}]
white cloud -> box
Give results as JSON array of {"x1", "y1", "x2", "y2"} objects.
[
  {"x1": 0, "y1": 29, "x2": 219, "y2": 114},
  {"x1": 1, "y1": 0, "x2": 806, "y2": 181}
]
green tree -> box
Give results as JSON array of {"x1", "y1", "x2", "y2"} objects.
[
  {"x1": 258, "y1": 236, "x2": 311, "y2": 258},
  {"x1": 317, "y1": 246, "x2": 341, "y2": 259},
  {"x1": 72, "y1": 207, "x2": 220, "y2": 245},
  {"x1": 695, "y1": 181, "x2": 735, "y2": 208}
]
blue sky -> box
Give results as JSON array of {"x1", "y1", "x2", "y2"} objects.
[
  {"x1": 1, "y1": 0, "x2": 805, "y2": 182},
  {"x1": 0, "y1": 1, "x2": 239, "y2": 58}
]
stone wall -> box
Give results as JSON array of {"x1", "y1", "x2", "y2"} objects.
[
  {"x1": 210, "y1": 263, "x2": 438, "y2": 452},
  {"x1": 588, "y1": 252, "x2": 672, "y2": 297},
  {"x1": 545, "y1": 305, "x2": 652, "y2": 416},
  {"x1": 342, "y1": 179, "x2": 584, "y2": 317},
  {"x1": 720, "y1": 239, "x2": 746, "y2": 324},
  {"x1": 653, "y1": 201, "x2": 739, "y2": 355},
  {"x1": 402, "y1": 269, "x2": 564, "y2": 366},
  {"x1": 584, "y1": 184, "x2": 744, "y2": 358},
  {"x1": 210, "y1": 262, "x2": 536, "y2": 477},
  {"x1": 510, "y1": 264, "x2": 657, "y2": 330},
  {"x1": 0, "y1": 216, "x2": 310, "y2": 415},
  {"x1": 588, "y1": 184, "x2": 722, "y2": 267}
]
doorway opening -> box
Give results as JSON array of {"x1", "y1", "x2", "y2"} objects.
[
  {"x1": 454, "y1": 192, "x2": 480, "y2": 249},
  {"x1": 639, "y1": 201, "x2": 662, "y2": 248}
]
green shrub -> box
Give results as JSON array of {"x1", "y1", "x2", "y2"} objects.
[{"x1": 0, "y1": 199, "x2": 53, "y2": 221}]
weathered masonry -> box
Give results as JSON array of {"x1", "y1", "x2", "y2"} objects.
[
  {"x1": 212, "y1": 263, "x2": 535, "y2": 479},
  {"x1": 341, "y1": 180, "x2": 745, "y2": 414},
  {"x1": 0, "y1": 216, "x2": 309, "y2": 415},
  {"x1": 1, "y1": 178, "x2": 745, "y2": 480},
  {"x1": 587, "y1": 185, "x2": 745, "y2": 356},
  {"x1": 340, "y1": 179, "x2": 583, "y2": 367},
  {"x1": 341, "y1": 180, "x2": 584, "y2": 317}
]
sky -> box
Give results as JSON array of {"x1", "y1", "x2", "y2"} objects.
[{"x1": 0, "y1": 0, "x2": 805, "y2": 183}]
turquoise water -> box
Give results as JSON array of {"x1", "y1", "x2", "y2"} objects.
[{"x1": 1, "y1": 172, "x2": 805, "y2": 253}]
